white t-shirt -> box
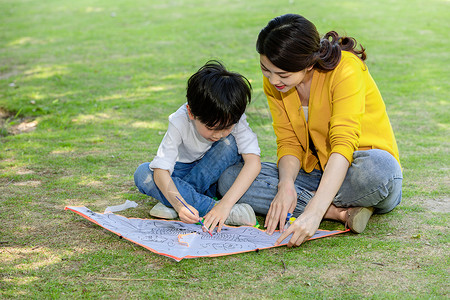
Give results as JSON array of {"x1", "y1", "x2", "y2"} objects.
[
  {"x1": 149, "y1": 104, "x2": 260, "y2": 174},
  {"x1": 302, "y1": 106, "x2": 308, "y2": 122}
]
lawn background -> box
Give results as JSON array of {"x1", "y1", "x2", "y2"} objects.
[{"x1": 1, "y1": 0, "x2": 449, "y2": 298}]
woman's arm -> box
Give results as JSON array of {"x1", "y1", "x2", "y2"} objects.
[
  {"x1": 203, "y1": 153, "x2": 261, "y2": 232},
  {"x1": 274, "y1": 152, "x2": 349, "y2": 246},
  {"x1": 153, "y1": 168, "x2": 200, "y2": 224}
]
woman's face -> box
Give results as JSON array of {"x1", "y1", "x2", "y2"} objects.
[{"x1": 259, "y1": 55, "x2": 308, "y2": 93}]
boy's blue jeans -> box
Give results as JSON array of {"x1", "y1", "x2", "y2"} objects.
[
  {"x1": 134, "y1": 135, "x2": 241, "y2": 217},
  {"x1": 218, "y1": 149, "x2": 403, "y2": 217}
]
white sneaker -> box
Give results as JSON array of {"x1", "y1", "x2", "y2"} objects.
[
  {"x1": 149, "y1": 202, "x2": 178, "y2": 219},
  {"x1": 225, "y1": 203, "x2": 256, "y2": 226}
]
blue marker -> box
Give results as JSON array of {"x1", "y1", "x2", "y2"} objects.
[
  {"x1": 284, "y1": 213, "x2": 296, "y2": 229},
  {"x1": 286, "y1": 213, "x2": 292, "y2": 221}
]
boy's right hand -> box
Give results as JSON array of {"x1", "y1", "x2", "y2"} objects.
[{"x1": 178, "y1": 205, "x2": 201, "y2": 224}]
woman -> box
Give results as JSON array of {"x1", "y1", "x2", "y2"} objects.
[{"x1": 218, "y1": 14, "x2": 402, "y2": 247}]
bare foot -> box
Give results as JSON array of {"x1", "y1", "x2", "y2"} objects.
[{"x1": 324, "y1": 204, "x2": 348, "y2": 224}]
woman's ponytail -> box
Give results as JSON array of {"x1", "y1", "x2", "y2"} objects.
[
  {"x1": 315, "y1": 31, "x2": 342, "y2": 70},
  {"x1": 315, "y1": 31, "x2": 366, "y2": 70},
  {"x1": 340, "y1": 35, "x2": 366, "y2": 61}
]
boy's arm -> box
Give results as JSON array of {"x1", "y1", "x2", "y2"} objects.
[
  {"x1": 153, "y1": 168, "x2": 200, "y2": 224},
  {"x1": 203, "y1": 153, "x2": 261, "y2": 232}
]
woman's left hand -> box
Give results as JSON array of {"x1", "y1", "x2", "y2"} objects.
[{"x1": 274, "y1": 205, "x2": 322, "y2": 247}]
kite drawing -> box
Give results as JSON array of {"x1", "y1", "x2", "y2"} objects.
[{"x1": 65, "y1": 206, "x2": 348, "y2": 261}]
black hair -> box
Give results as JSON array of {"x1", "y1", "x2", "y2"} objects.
[
  {"x1": 256, "y1": 14, "x2": 366, "y2": 72},
  {"x1": 186, "y1": 60, "x2": 252, "y2": 130}
]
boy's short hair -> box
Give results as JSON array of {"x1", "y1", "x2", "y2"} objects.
[{"x1": 186, "y1": 60, "x2": 252, "y2": 130}]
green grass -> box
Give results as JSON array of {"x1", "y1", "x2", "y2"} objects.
[{"x1": 1, "y1": 0, "x2": 449, "y2": 298}]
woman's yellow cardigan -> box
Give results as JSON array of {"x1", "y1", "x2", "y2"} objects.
[{"x1": 264, "y1": 51, "x2": 400, "y2": 172}]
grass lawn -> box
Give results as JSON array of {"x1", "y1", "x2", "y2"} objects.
[{"x1": 1, "y1": 0, "x2": 449, "y2": 298}]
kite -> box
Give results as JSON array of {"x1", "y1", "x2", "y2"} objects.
[{"x1": 65, "y1": 206, "x2": 348, "y2": 261}]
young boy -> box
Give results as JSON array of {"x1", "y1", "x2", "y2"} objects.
[{"x1": 134, "y1": 61, "x2": 261, "y2": 233}]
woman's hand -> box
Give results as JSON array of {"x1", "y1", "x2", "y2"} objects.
[
  {"x1": 274, "y1": 154, "x2": 351, "y2": 246},
  {"x1": 264, "y1": 155, "x2": 301, "y2": 235},
  {"x1": 178, "y1": 204, "x2": 201, "y2": 224},
  {"x1": 264, "y1": 152, "x2": 348, "y2": 238},
  {"x1": 264, "y1": 180, "x2": 297, "y2": 234},
  {"x1": 203, "y1": 201, "x2": 233, "y2": 233},
  {"x1": 275, "y1": 204, "x2": 322, "y2": 247}
]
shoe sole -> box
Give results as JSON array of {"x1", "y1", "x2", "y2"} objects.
[
  {"x1": 348, "y1": 207, "x2": 374, "y2": 233},
  {"x1": 225, "y1": 204, "x2": 256, "y2": 226},
  {"x1": 150, "y1": 203, "x2": 178, "y2": 219}
]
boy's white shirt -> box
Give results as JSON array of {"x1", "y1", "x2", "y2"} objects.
[{"x1": 149, "y1": 103, "x2": 260, "y2": 175}]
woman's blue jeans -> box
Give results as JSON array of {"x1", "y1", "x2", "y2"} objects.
[
  {"x1": 134, "y1": 135, "x2": 241, "y2": 217},
  {"x1": 218, "y1": 149, "x2": 402, "y2": 217}
]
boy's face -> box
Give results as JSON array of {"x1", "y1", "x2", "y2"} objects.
[
  {"x1": 187, "y1": 105, "x2": 235, "y2": 142},
  {"x1": 191, "y1": 118, "x2": 235, "y2": 142}
]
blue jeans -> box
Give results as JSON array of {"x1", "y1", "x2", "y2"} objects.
[
  {"x1": 218, "y1": 149, "x2": 402, "y2": 217},
  {"x1": 134, "y1": 135, "x2": 241, "y2": 217}
]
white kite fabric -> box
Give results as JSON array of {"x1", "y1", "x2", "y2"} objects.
[{"x1": 65, "y1": 206, "x2": 348, "y2": 262}]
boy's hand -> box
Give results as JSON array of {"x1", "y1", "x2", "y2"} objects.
[
  {"x1": 178, "y1": 205, "x2": 201, "y2": 224},
  {"x1": 203, "y1": 202, "x2": 233, "y2": 233}
]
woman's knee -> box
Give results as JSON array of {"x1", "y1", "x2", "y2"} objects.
[
  {"x1": 218, "y1": 161, "x2": 279, "y2": 196},
  {"x1": 374, "y1": 178, "x2": 402, "y2": 214},
  {"x1": 351, "y1": 149, "x2": 402, "y2": 187},
  {"x1": 218, "y1": 163, "x2": 243, "y2": 195},
  {"x1": 335, "y1": 150, "x2": 403, "y2": 209}
]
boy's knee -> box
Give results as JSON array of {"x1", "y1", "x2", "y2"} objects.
[
  {"x1": 134, "y1": 163, "x2": 154, "y2": 187},
  {"x1": 218, "y1": 134, "x2": 238, "y2": 152},
  {"x1": 224, "y1": 134, "x2": 236, "y2": 144},
  {"x1": 208, "y1": 135, "x2": 240, "y2": 166}
]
